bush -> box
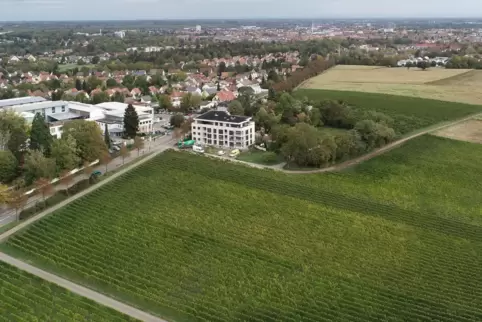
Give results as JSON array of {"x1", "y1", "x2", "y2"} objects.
[
  {"x1": 262, "y1": 152, "x2": 279, "y2": 164},
  {"x1": 0, "y1": 150, "x2": 17, "y2": 183}
]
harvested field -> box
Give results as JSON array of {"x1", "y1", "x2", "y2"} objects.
[
  {"x1": 302, "y1": 65, "x2": 482, "y2": 105},
  {"x1": 309, "y1": 65, "x2": 471, "y2": 84},
  {"x1": 433, "y1": 119, "x2": 482, "y2": 144}
]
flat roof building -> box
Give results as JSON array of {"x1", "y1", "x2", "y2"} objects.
[{"x1": 191, "y1": 110, "x2": 255, "y2": 149}]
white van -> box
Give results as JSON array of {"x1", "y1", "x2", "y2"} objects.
[
  {"x1": 229, "y1": 149, "x2": 240, "y2": 158},
  {"x1": 193, "y1": 145, "x2": 204, "y2": 153}
]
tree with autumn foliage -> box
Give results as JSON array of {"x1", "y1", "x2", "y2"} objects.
[{"x1": 35, "y1": 177, "x2": 54, "y2": 203}]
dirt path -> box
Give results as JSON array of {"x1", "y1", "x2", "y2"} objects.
[
  {"x1": 283, "y1": 112, "x2": 482, "y2": 174},
  {"x1": 0, "y1": 253, "x2": 166, "y2": 322},
  {"x1": 209, "y1": 112, "x2": 482, "y2": 174}
]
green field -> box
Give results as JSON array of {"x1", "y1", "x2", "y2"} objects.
[
  {"x1": 0, "y1": 261, "x2": 136, "y2": 321},
  {"x1": 296, "y1": 89, "x2": 482, "y2": 134},
  {"x1": 58, "y1": 63, "x2": 96, "y2": 72},
  {"x1": 2, "y1": 136, "x2": 482, "y2": 321}
]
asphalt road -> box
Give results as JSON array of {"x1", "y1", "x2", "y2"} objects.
[{"x1": 0, "y1": 135, "x2": 177, "y2": 227}]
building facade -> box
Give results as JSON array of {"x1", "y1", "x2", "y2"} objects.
[{"x1": 191, "y1": 110, "x2": 255, "y2": 149}]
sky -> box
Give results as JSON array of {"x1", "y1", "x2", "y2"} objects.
[{"x1": 1, "y1": 0, "x2": 482, "y2": 21}]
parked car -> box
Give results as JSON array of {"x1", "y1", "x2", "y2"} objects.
[
  {"x1": 217, "y1": 150, "x2": 225, "y2": 156},
  {"x1": 229, "y1": 149, "x2": 240, "y2": 158}
]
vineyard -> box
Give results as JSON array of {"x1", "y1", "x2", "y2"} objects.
[
  {"x1": 2, "y1": 136, "x2": 482, "y2": 321},
  {"x1": 296, "y1": 89, "x2": 482, "y2": 134},
  {"x1": 0, "y1": 261, "x2": 136, "y2": 321}
]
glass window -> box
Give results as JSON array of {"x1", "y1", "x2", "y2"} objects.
[
  {"x1": 51, "y1": 107, "x2": 55, "y2": 113},
  {"x1": 61, "y1": 106, "x2": 65, "y2": 112}
]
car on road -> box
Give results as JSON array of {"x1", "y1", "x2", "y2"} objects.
[{"x1": 229, "y1": 149, "x2": 240, "y2": 158}]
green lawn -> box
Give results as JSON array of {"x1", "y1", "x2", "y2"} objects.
[
  {"x1": 58, "y1": 63, "x2": 96, "y2": 72},
  {"x1": 296, "y1": 89, "x2": 482, "y2": 135},
  {"x1": 2, "y1": 137, "x2": 482, "y2": 321},
  {"x1": 237, "y1": 149, "x2": 284, "y2": 165},
  {"x1": 0, "y1": 261, "x2": 136, "y2": 321}
]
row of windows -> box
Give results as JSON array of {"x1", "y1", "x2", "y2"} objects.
[
  {"x1": 192, "y1": 127, "x2": 253, "y2": 134},
  {"x1": 192, "y1": 133, "x2": 252, "y2": 140},
  {"x1": 50, "y1": 106, "x2": 66, "y2": 114},
  {"x1": 193, "y1": 138, "x2": 253, "y2": 147}
]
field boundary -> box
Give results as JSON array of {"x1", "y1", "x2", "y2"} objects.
[
  {"x1": 424, "y1": 69, "x2": 475, "y2": 85},
  {"x1": 295, "y1": 64, "x2": 336, "y2": 90},
  {"x1": 0, "y1": 252, "x2": 165, "y2": 322}
]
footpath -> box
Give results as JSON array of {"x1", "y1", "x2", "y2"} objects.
[{"x1": 0, "y1": 139, "x2": 174, "y2": 321}]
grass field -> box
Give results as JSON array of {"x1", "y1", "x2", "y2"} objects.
[
  {"x1": 58, "y1": 63, "x2": 96, "y2": 72},
  {"x1": 296, "y1": 89, "x2": 482, "y2": 134},
  {"x1": 2, "y1": 136, "x2": 482, "y2": 321},
  {"x1": 0, "y1": 261, "x2": 136, "y2": 321},
  {"x1": 301, "y1": 65, "x2": 482, "y2": 105}
]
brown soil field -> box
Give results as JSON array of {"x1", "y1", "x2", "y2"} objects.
[{"x1": 433, "y1": 119, "x2": 482, "y2": 144}]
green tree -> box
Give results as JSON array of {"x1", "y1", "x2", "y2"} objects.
[
  {"x1": 281, "y1": 123, "x2": 337, "y2": 168},
  {"x1": 170, "y1": 113, "x2": 185, "y2": 128},
  {"x1": 133, "y1": 136, "x2": 144, "y2": 156},
  {"x1": 104, "y1": 124, "x2": 111, "y2": 149},
  {"x1": 91, "y1": 56, "x2": 100, "y2": 64},
  {"x1": 91, "y1": 91, "x2": 109, "y2": 104},
  {"x1": 0, "y1": 184, "x2": 11, "y2": 206},
  {"x1": 156, "y1": 94, "x2": 172, "y2": 112},
  {"x1": 0, "y1": 150, "x2": 17, "y2": 183},
  {"x1": 123, "y1": 104, "x2": 139, "y2": 139},
  {"x1": 106, "y1": 78, "x2": 117, "y2": 87},
  {"x1": 62, "y1": 120, "x2": 108, "y2": 162},
  {"x1": 24, "y1": 150, "x2": 56, "y2": 185},
  {"x1": 0, "y1": 110, "x2": 28, "y2": 162},
  {"x1": 29, "y1": 112, "x2": 53, "y2": 156},
  {"x1": 254, "y1": 107, "x2": 280, "y2": 133},
  {"x1": 75, "y1": 79, "x2": 82, "y2": 91},
  {"x1": 112, "y1": 91, "x2": 125, "y2": 103},
  {"x1": 228, "y1": 100, "x2": 244, "y2": 116},
  {"x1": 417, "y1": 60, "x2": 430, "y2": 70},
  {"x1": 180, "y1": 93, "x2": 202, "y2": 113},
  {"x1": 50, "y1": 134, "x2": 81, "y2": 172}
]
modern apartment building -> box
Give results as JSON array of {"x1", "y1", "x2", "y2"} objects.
[{"x1": 191, "y1": 110, "x2": 255, "y2": 149}]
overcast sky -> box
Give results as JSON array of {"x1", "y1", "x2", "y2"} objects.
[{"x1": 1, "y1": 0, "x2": 482, "y2": 21}]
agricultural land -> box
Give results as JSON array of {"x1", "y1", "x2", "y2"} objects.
[
  {"x1": 300, "y1": 65, "x2": 482, "y2": 105},
  {"x1": 296, "y1": 88, "x2": 482, "y2": 135},
  {"x1": 433, "y1": 119, "x2": 482, "y2": 144},
  {"x1": 0, "y1": 261, "x2": 136, "y2": 321},
  {"x1": 2, "y1": 135, "x2": 482, "y2": 321}
]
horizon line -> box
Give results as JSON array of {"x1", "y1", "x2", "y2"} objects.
[{"x1": 2, "y1": 16, "x2": 482, "y2": 23}]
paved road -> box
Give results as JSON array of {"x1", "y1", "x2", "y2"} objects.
[
  {"x1": 0, "y1": 253, "x2": 166, "y2": 322},
  {"x1": 0, "y1": 135, "x2": 177, "y2": 227}
]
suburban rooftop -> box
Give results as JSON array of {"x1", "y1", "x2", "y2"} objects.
[{"x1": 195, "y1": 110, "x2": 251, "y2": 123}]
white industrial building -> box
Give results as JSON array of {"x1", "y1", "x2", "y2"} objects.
[
  {"x1": 95, "y1": 102, "x2": 154, "y2": 135},
  {"x1": 0, "y1": 97, "x2": 154, "y2": 139},
  {"x1": 191, "y1": 110, "x2": 255, "y2": 149}
]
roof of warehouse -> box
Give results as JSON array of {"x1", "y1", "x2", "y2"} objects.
[{"x1": 0, "y1": 96, "x2": 46, "y2": 108}]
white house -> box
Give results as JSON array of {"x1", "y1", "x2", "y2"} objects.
[
  {"x1": 96, "y1": 102, "x2": 154, "y2": 134},
  {"x1": 191, "y1": 110, "x2": 255, "y2": 149}
]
